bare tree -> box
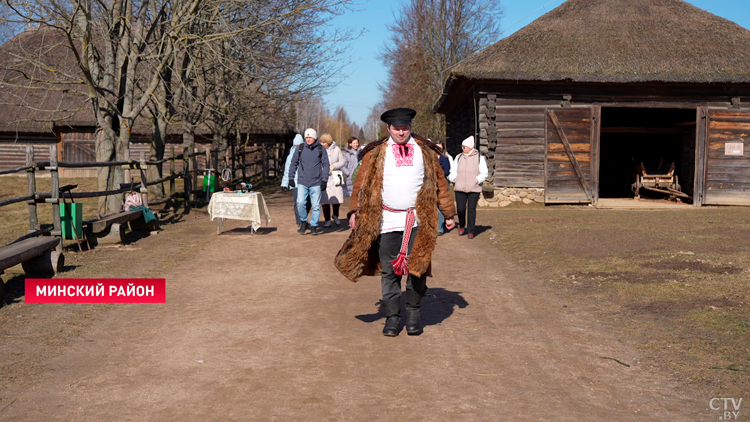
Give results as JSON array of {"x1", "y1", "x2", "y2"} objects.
[
  {"x1": 3, "y1": 0, "x2": 358, "y2": 211},
  {"x1": 381, "y1": 0, "x2": 503, "y2": 139}
]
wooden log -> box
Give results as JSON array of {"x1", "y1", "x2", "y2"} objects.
[
  {"x1": 50, "y1": 145, "x2": 61, "y2": 250},
  {"x1": 92, "y1": 223, "x2": 126, "y2": 245},
  {"x1": 22, "y1": 250, "x2": 64, "y2": 275},
  {"x1": 91, "y1": 210, "x2": 144, "y2": 234},
  {"x1": 0, "y1": 237, "x2": 60, "y2": 272},
  {"x1": 27, "y1": 145, "x2": 38, "y2": 232}
]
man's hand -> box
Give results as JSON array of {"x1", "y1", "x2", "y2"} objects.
[
  {"x1": 321, "y1": 181, "x2": 327, "y2": 191},
  {"x1": 444, "y1": 217, "x2": 456, "y2": 230},
  {"x1": 288, "y1": 179, "x2": 295, "y2": 189},
  {"x1": 281, "y1": 186, "x2": 288, "y2": 192},
  {"x1": 349, "y1": 213, "x2": 357, "y2": 229}
]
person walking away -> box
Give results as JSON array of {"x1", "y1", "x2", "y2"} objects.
[
  {"x1": 434, "y1": 139, "x2": 453, "y2": 235},
  {"x1": 288, "y1": 128, "x2": 329, "y2": 235},
  {"x1": 448, "y1": 136, "x2": 488, "y2": 239},
  {"x1": 281, "y1": 134, "x2": 310, "y2": 225},
  {"x1": 319, "y1": 133, "x2": 345, "y2": 227},
  {"x1": 342, "y1": 137, "x2": 361, "y2": 197},
  {"x1": 335, "y1": 108, "x2": 456, "y2": 337}
]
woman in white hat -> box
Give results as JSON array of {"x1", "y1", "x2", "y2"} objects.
[{"x1": 448, "y1": 136, "x2": 488, "y2": 239}]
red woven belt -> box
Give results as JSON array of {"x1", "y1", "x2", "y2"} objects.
[{"x1": 382, "y1": 204, "x2": 416, "y2": 276}]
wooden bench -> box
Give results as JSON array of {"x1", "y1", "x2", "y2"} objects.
[
  {"x1": 87, "y1": 209, "x2": 153, "y2": 245},
  {"x1": 0, "y1": 237, "x2": 63, "y2": 276}
]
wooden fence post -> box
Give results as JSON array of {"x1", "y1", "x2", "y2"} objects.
[
  {"x1": 50, "y1": 145, "x2": 62, "y2": 251},
  {"x1": 139, "y1": 151, "x2": 149, "y2": 207},
  {"x1": 124, "y1": 149, "x2": 132, "y2": 185},
  {"x1": 192, "y1": 147, "x2": 198, "y2": 202},
  {"x1": 26, "y1": 145, "x2": 38, "y2": 232},
  {"x1": 231, "y1": 142, "x2": 236, "y2": 182},
  {"x1": 261, "y1": 143, "x2": 267, "y2": 183},
  {"x1": 169, "y1": 146, "x2": 176, "y2": 200},
  {"x1": 183, "y1": 146, "x2": 191, "y2": 212},
  {"x1": 241, "y1": 146, "x2": 246, "y2": 181}
]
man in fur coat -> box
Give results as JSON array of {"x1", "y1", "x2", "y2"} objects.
[{"x1": 334, "y1": 108, "x2": 456, "y2": 336}]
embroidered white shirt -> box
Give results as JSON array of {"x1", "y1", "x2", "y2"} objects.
[{"x1": 381, "y1": 137, "x2": 424, "y2": 233}]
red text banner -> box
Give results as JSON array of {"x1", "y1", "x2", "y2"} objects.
[{"x1": 25, "y1": 278, "x2": 166, "y2": 303}]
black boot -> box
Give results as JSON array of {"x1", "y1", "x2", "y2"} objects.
[
  {"x1": 381, "y1": 298, "x2": 401, "y2": 337},
  {"x1": 404, "y1": 290, "x2": 423, "y2": 335},
  {"x1": 298, "y1": 221, "x2": 308, "y2": 234}
]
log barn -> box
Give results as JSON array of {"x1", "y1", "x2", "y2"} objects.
[{"x1": 435, "y1": 0, "x2": 750, "y2": 206}]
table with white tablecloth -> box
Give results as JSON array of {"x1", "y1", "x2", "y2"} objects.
[{"x1": 207, "y1": 192, "x2": 271, "y2": 234}]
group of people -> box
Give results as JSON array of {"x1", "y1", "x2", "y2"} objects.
[
  {"x1": 281, "y1": 107, "x2": 489, "y2": 337},
  {"x1": 280, "y1": 129, "x2": 362, "y2": 235}
]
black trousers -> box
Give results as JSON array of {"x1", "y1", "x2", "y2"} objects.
[
  {"x1": 455, "y1": 191, "x2": 480, "y2": 235},
  {"x1": 322, "y1": 203, "x2": 340, "y2": 221},
  {"x1": 378, "y1": 226, "x2": 427, "y2": 302}
]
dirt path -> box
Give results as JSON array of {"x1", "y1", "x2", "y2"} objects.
[{"x1": 1, "y1": 193, "x2": 710, "y2": 421}]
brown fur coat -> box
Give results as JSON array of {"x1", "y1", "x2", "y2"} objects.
[{"x1": 334, "y1": 134, "x2": 456, "y2": 282}]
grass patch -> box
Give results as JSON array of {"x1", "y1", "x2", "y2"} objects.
[{"x1": 480, "y1": 206, "x2": 750, "y2": 397}]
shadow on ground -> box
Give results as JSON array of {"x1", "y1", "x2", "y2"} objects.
[
  {"x1": 220, "y1": 227, "x2": 278, "y2": 235},
  {"x1": 355, "y1": 287, "x2": 468, "y2": 329}
]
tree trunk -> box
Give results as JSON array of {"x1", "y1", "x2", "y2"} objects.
[{"x1": 148, "y1": 115, "x2": 168, "y2": 199}]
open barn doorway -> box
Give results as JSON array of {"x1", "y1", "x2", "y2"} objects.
[{"x1": 598, "y1": 107, "x2": 696, "y2": 202}]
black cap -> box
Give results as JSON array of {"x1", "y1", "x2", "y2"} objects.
[{"x1": 380, "y1": 108, "x2": 416, "y2": 126}]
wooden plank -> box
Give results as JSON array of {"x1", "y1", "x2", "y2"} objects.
[
  {"x1": 495, "y1": 121, "x2": 545, "y2": 129},
  {"x1": 547, "y1": 143, "x2": 590, "y2": 153},
  {"x1": 0, "y1": 237, "x2": 60, "y2": 271},
  {"x1": 495, "y1": 138, "x2": 545, "y2": 145},
  {"x1": 547, "y1": 110, "x2": 592, "y2": 202},
  {"x1": 496, "y1": 129, "x2": 545, "y2": 138},
  {"x1": 91, "y1": 210, "x2": 144, "y2": 233},
  {"x1": 547, "y1": 130, "x2": 593, "y2": 142},
  {"x1": 704, "y1": 191, "x2": 750, "y2": 206},
  {"x1": 708, "y1": 121, "x2": 750, "y2": 131},
  {"x1": 495, "y1": 113, "x2": 545, "y2": 123},
  {"x1": 495, "y1": 107, "x2": 549, "y2": 115},
  {"x1": 707, "y1": 131, "x2": 750, "y2": 141},
  {"x1": 706, "y1": 179, "x2": 750, "y2": 187},
  {"x1": 546, "y1": 152, "x2": 591, "y2": 162}
]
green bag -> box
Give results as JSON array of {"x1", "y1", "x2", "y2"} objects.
[
  {"x1": 202, "y1": 173, "x2": 216, "y2": 193},
  {"x1": 60, "y1": 203, "x2": 83, "y2": 240}
]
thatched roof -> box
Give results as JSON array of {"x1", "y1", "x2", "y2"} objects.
[
  {"x1": 449, "y1": 0, "x2": 750, "y2": 84},
  {"x1": 0, "y1": 26, "x2": 92, "y2": 133},
  {"x1": 0, "y1": 26, "x2": 293, "y2": 138}
]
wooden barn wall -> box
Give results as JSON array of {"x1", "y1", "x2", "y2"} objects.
[
  {"x1": 0, "y1": 142, "x2": 53, "y2": 172},
  {"x1": 703, "y1": 109, "x2": 750, "y2": 205},
  {"x1": 545, "y1": 107, "x2": 594, "y2": 203},
  {"x1": 445, "y1": 99, "x2": 475, "y2": 157},
  {"x1": 491, "y1": 105, "x2": 548, "y2": 188}
]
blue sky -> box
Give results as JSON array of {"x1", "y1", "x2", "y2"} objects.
[{"x1": 323, "y1": 0, "x2": 750, "y2": 128}]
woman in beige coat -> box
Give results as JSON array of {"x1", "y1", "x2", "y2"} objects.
[{"x1": 319, "y1": 133, "x2": 345, "y2": 227}]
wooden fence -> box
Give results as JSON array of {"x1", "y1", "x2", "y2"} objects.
[{"x1": 0, "y1": 141, "x2": 285, "y2": 250}]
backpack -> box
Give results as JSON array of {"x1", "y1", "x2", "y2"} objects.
[{"x1": 297, "y1": 143, "x2": 324, "y2": 160}]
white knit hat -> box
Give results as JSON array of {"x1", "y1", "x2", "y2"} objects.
[
  {"x1": 461, "y1": 136, "x2": 475, "y2": 149},
  {"x1": 304, "y1": 128, "x2": 317, "y2": 139}
]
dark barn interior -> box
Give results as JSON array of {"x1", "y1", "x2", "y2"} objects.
[{"x1": 598, "y1": 107, "x2": 696, "y2": 200}]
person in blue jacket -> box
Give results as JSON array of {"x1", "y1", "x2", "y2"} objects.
[
  {"x1": 288, "y1": 128, "x2": 330, "y2": 235},
  {"x1": 281, "y1": 134, "x2": 310, "y2": 225}
]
